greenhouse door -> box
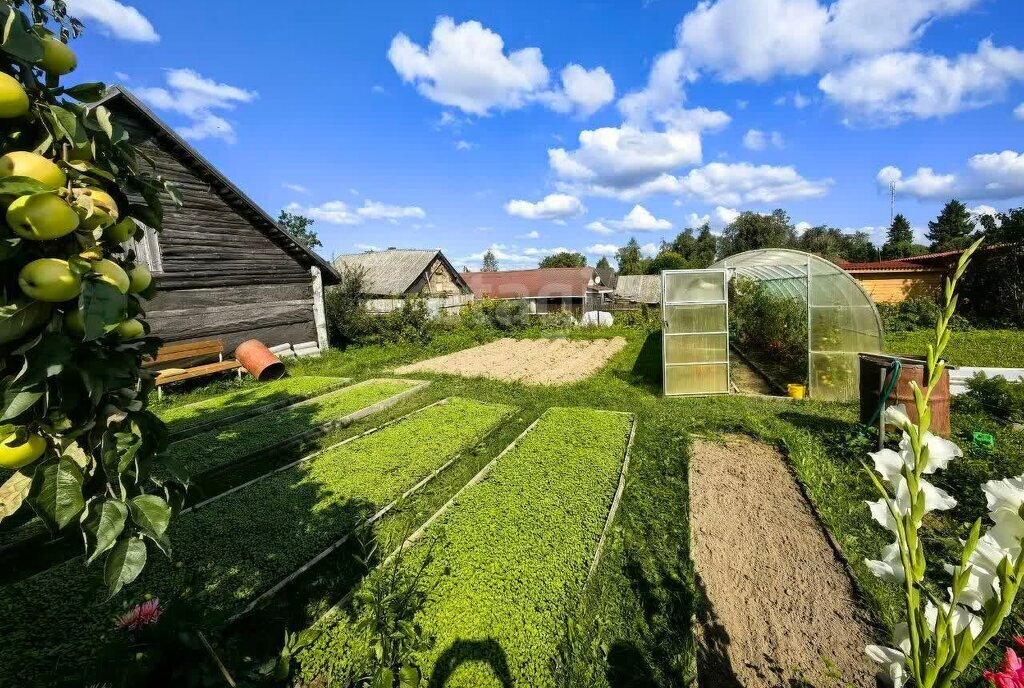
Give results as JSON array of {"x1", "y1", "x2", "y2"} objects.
[{"x1": 662, "y1": 269, "x2": 730, "y2": 396}]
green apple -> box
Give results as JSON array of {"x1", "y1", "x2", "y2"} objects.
[
  {"x1": 128, "y1": 265, "x2": 152, "y2": 293},
  {"x1": 104, "y1": 218, "x2": 137, "y2": 244},
  {"x1": 0, "y1": 72, "x2": 29, "y2": 119},
  {"x1": 72, "y1": 187, "x2": 119, "y2": 230},
  {"x1": 0, "y1": 431, "x2": 46, "y2": 470},
  {"x1": 63, "y1": 308, "x2": 84, "y2": 337},
  {"x1": 6, "y1": 192, "x2": 80, "y2": 240},
  {"x1": 0, "y1": 151, "x2": 66, "y2": 189},
  {"x1": 39, "y1": 36, "x2": 76, "y2": 76},
  {"x1": 116, "y1": 318, "x2": 145, "y2": 340},
  {"x1": 90, "y1": 258, "x2": 130, "y2": 293},
  {"x1": 18, "y1": 258, "x2": 82, "y2": 302}
]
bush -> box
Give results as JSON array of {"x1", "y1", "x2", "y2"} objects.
[
  {"x1": 878, "y1": 296, "x2": 971, "y2": 333},
  {"x1": 729, "y1": 277, "x2": 807, "y2": 381},
  {"x1": 613, "y1": 305, "x2": 660, "y2": 330},
  {"x1": 962, "y1": 373, "x2": 1024, "y2": 423},
  {"x1": 958, "y1": 244, "x2": 1024, "y2": 327},
  {"x1": 459, "y1": 298, "x2": 533, "y2": 333},
  {"x1": 325, "y1": 266, "x2": 371, "y2": 347}
]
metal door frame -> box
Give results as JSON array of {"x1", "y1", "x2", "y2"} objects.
[{"x1": 661, "y1": 269, "x2": 731, "y2": 397}]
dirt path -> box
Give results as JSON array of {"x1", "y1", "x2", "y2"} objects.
[
  {"x1": 729, "y1": 356, "x2": 778, "y2": 396},
  {"x1": 690, "y1": 436, "x2": 877, "y2": 688}
]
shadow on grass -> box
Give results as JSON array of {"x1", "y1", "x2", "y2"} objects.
[
  {"x1": 618, "y1": 330, "x2": 662, "y2": 393},
  {"x1": 427, "y1": 638, "x2": 514, "y2": 688}
]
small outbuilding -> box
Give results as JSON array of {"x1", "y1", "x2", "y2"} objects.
[
  {"x1": 332, "y1": 248, "x2": 470, "y2": 297},
  {"x1": 462, "y1": 267, "x2": 610, "y2": 316},
  {"x1": 101, "y1": 87, "x2": 340, "y2": 352},
  {"x1": 612, "y1": 275, "x2": 662, "y2": 306}
]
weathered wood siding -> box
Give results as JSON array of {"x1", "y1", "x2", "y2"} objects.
[
  {"x1": 113, "y1": 105, "x2": 318, "y2": 352},
  {"x1": 853, "y1": 272, "x2": 943, "y2": 303}
]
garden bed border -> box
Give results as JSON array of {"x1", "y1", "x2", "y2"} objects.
[{"x1": 166, "y1": 376, "x2": 351, "y2": 440}]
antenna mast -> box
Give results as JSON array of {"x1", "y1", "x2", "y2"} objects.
[{"x1": 889, "y1": 181, "x2": 896, "y2": 226}]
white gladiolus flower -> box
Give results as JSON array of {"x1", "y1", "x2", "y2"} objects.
[
  {"x1": 983, "y1": 475, "x2": 1024, "y2": 515},
  {"x1": 900, "y1": 432, "x2": 962, "y2": 474},
  {"x1": 924, "y1": 600, "x2": 983, "y2": 640},
  {"x1": 870, "y1": 447, "x2": 909, "y2": 486},
  {"x1": 883, "y1": 404, "x2": 913, "y2": 431},
  {"x1": 866, "y1": 541, "x2": 906, "y2": 583},
  {"x1": 866, "y1": 644, "x2": 908, "y2": 688},
  {"x1": 868, "y1": 497, "x2": 901, "y2": 533}
]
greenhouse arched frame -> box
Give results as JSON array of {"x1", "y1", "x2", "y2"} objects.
[{"x1": 661, "y1": 249, "x2": 884, "y2": 401}]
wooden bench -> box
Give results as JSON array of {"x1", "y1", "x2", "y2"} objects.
[{"x1": 145, "y1": 340, "x2": 243, "y2": 397}]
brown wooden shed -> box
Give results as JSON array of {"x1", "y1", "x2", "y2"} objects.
[{"x1": 98, "y1": 87, "x2": 340, "y2": 352}]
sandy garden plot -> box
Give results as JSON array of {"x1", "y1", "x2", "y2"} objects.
[{"x1": 395, "y1": 337, "x2": 627, "y2": 385}]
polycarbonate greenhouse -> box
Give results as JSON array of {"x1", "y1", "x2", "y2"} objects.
[{"x1": 661, "y1": 249, "x2": 884, "y2": 401}]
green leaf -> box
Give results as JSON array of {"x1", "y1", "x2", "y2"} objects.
[
  {"x1": 15, "y1": 333, "x2": 73, "y2": 385},
  {"x1": 0, "y1": 471, "x2": 31, "y2": 523},
  {"x1": 48, "y1": 104, "x2": 89, "y2": 148},
  {"x1": 103, "y1": 536, "x2": 147, "y2": 597},
  {"x1": 80, "y1": 279, "x2": 127, "y2": 341},
  {"x1": 0, "y1": 300, "x2": 51, "y2": 345},
  {"x1": 128, "y1": 494, "x2": 171, "y2": 553},
  {"x1": 0, "y1": 176, "x2": 56, "y2": 197},
  {"x1": 94, "y1": 105, "x2": 114, "y2": 139},
  {"x1": 0, "y1": 4, "x2": 43, "y2": 63},
  {"x1": 101, "y1": 429, "x2": 142, "y2": 480},
  {"x1": 27, "y1": 456, "x2": 85, "y2": 531},
  {"x1": 370, "y1": 668, "x2": 395, "y2": 688},
  {"x1": 398, "y1": 666, "x2": 421, "y2": 688},
  {"x1": 82, "y1": 498, "x2": 128, "y2": 564},
  {"x1": 64, "y1": 82, "x2": 107, "y2": 102},
  {"x1": 1, "y1": 383, "x2": 43, "y2": 421}
]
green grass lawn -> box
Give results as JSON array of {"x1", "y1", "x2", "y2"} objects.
[
  {"x1": 886, "y1": 328, "x2": 1024, "y2": 367},
  {"x1": 5, "y1": 324, "x2": 1020, "y2": 686}
]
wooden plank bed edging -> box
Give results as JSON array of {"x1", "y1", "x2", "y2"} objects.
[
  {"x1": 178, "y1": 379, "x2": 431, "y2": 484},
  {"x1": 226, "y1": 400, "x2": 516, "y2": 624},
  {"x1": 166, "y1": 378, "x2": 352, "y2": 440},
  {"x1": 586, "y1": 412, "x2": 637, "y2": 587}
]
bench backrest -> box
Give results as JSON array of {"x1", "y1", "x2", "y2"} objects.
[{"x1": 145, "y1": 339, "x2": 225, "y2": 368}]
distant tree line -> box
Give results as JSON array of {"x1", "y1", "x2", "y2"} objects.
[{"x1": 600, "y1": 200, "x2": 1024, "y2": 276}]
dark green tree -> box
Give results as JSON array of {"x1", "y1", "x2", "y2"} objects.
[
  {"x1": 595, "y1": 256, "x2": 611, "y2": 269},
  {"x1": 277, "y1": 210, "x2": 320, "y2": 250},
  {"x1": 663, "y1": 223, "x2": 717, "y2": 267},
  {"x1": 538, "y1": 251, "x2": 586, "y2": 268},
  {"x1": 646, "y1": 251, "x2": 690, "y2": 274},
  {"x1": 481, "y1": 249, "x2": 498, "y2": 272},
  {"x1": 926, "y1": 199, "x2": 975, "y2": 251},
  {"x1": 796, "y1": 226, "x2": 876, "y2": 262},
  {"x1": 979, "y1": 207, "x2": 1024, "y2": 245},
  {"x1": 881, "y1": 214, "x2": 914, "y2": 259},
  {"x1": 615, "y1": 238, "x2": 648, "y2": 275},
  {"x1": 719, "y1": 209, "x2": 796, "y2": 257}
]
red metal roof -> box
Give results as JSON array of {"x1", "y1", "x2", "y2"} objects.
[
  {"x1": 463, "y1": 268, "x2": 597, "y2": 299},
  {"x1": 836, "y1": 260, "x2": 939, "y2": 272}
]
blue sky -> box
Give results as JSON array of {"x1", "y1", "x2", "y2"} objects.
[{"x1": 66, "y1": 0, "x2": 1024, "y2": 269}]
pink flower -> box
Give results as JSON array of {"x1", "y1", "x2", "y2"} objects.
[
  {"x1": 115, "y1": 598, "x2": 162, "y2": 631},
  {"x1": 984, "y1": 638, "x2": 1024, "y2": 688}
]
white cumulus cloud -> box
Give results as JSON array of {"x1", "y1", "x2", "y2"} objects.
[
  {"x1": 388, "y1": 17, "x2": 613, "y2": 117},
  {"x1": 677, "y1": 162, "x2": 832, "y2": 205},
  {"x1": 879, "y1": 150, "x2": 1024, "y2": 200},
  {"x1": 613, "y1": 205, "x2": 674, "y2": 231},
  {"x1": 677, "y1": 0, "x2": 979, "y2": 82},
  {"x1": 136, "y1": 69, "x2": 256, "y2": 143},
  {"x1": 585, "y1": 221, "x2": 615, "y2": 235},
  {"x1": 504, "y1": 193, "x2": 585, "y2": 221},
  {"x1": 66, "y1": 0, "x2": 158, "y2": 42},
  {"x1": 819, "y1": 40, "x2": 1024, "y2": 125},
  {"x1": 287, "y1": 199, "x2": 426, "y2": 225},
  {"x1": 743, "y1": 129, "x2": 785, "y2": 150},
  {"x1": 586, "y1": 243, "x2": 621, "y2": 255},
  {"x1": 1016, "y1": 103, "x2": 1024, "y2": 120}
]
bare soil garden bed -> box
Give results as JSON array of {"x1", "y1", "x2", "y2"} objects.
[
  {"x1": 395, "y1": 337, "x2": 627, "y2": 385},
  {"x1": 690, "y1": 435, "x2": 877, "y2": 687}
]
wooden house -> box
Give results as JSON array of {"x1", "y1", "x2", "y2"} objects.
[
  {"x1": 100, "y1": 87, "x2": 340, "y2": 352},
  {"x1": 462, "y1": 267, "x2": 611, "y2": 316},
  {"x1": 333, "y1": 249, "x2": 473, "y2": 315}
]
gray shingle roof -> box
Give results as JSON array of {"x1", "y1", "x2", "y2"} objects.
[
  {"x1": 333, "y1": 249, "x2": 447, "y2": 296},
  {"x1": 613, "y1": 275, "x2": 662, "y2": 304}
]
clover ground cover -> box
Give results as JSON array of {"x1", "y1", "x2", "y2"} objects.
[
  {"x1": 167, "y1": 378, "x2": 425, "y2": 476},
  {"x1": 299, "y1": 406, "x2": 633, "y2": 687},
  {"x1": 0, "y1": 397, "x2": 513, "y2": 684},
  {"x1": 156, "y1": 375, "x2": 349, "y2": 437}
]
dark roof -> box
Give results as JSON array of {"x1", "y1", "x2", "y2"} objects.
[
  {"x1": 595, "y1": 267, "x2": 618, "y2": 290},
  {"x1": 96, "y1": 86, "x2": 340, "y2": 284},
  {"x1": 894, "y1": 242, "x2": 1021, "y2": 267},
  {"x1": 838, "y1": 243, "x2": 1022, "y2": 272},
  {"x1": 463, "y1": 268, "x2": 598, "y2": 299},
  {"x1": 333, "y1": 249, "x2": 469, "y2": 296},
  {"x1": 613, "y1": 275, "x2": 662, "y2": 304}
]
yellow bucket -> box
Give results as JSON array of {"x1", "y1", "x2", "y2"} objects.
[{"x1": 787, "y1": 384, "x2": 806, "y2": 400}]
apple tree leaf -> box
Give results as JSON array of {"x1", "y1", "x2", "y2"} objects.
[
  {"x1": 83, "y1": 498, "x2": 127, "y2": 564},
  {"x1": 103, "y1": 536, "x2": 147, "y2": 597}
]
